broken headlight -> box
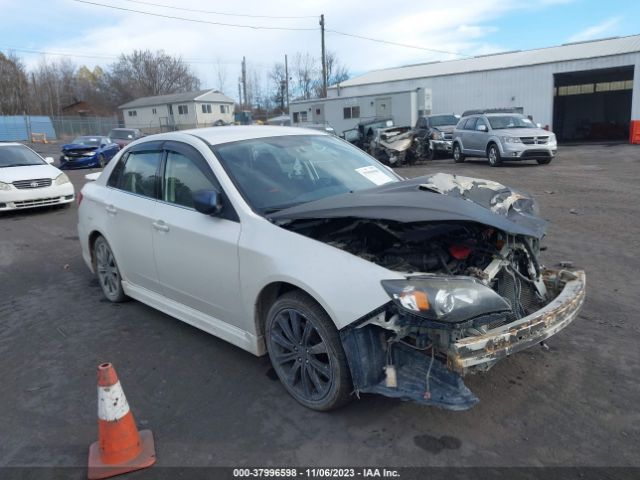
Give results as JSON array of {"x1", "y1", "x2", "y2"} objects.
[{"x1": 381, "y1": 277, "x2": 511, "y2": 324}]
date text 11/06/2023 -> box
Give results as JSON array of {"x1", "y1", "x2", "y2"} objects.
[{"x1": 233, "y1": 468, "x2": 400, "y2": 478}]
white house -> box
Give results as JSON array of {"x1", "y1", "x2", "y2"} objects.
[{"x1": 119, "y1": 89, "x2": 235, "y2": 133}]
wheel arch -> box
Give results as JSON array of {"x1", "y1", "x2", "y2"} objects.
[
  {"x1": 254, "y1": 281, "x2": 333, "y2": 341},
  {"x1": 88, "y1": 229, "x2": 106, "y2": 268}
]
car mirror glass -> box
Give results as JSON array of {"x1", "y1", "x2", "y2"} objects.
[{"x1": 193, "y1": 189, "x2": 223, "y2": 216}]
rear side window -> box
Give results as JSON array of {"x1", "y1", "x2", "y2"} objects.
[{"x1": 109, "y1": 151, "x2": 162, "y2": 198}]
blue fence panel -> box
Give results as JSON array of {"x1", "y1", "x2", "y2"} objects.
[
  {"x1": 28, "y1": 116, "x2": 57, "y2": 140},
  {"x1": 0, "y1": 116, "x2": 27, "y2": 141},
  {"x1": 0, "y1": 115, "x2": 56, "y2": 141}
]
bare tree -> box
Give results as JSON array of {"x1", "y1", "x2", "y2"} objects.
[
  {"x1": 268, "y1": 62, "x2": 287, "y2": 112},
  {"x1": 0, "y1": 52, "x2": 29, "y2": 115},
  {"x1": 314, "y1": 51, "x2": 349, "y2": 97},
  {"x1": 29, "y1": 58, "x2": 77, "y2": 116},
  {"x1": 213, "y1": 58, "x2": 228, "y2": 95},
  {"x1": 106, "y1": 50, "x2": 200, "y2": 107},
  {"x1": 293, "y1": 52, "x2": 317, "y2": 100}
]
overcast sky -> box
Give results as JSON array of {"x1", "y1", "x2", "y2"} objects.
[{"x1": 1, "y1": 0, "x2": 638, "y2": 100}]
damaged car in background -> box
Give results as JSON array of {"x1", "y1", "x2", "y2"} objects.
[{"x1": 78, "y1": 127, "x2": 585, "y2": 412}]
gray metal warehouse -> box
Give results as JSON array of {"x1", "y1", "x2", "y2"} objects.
[{"x1": 294, "y1": 35, "x2": 640, "y2": 142}]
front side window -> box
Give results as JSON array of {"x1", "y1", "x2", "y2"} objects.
[
  {"x1": 110, "y1": 151, "x2": 161, "y2": 198},
  {"x1": 163, "y1": 151, "x2": 216, "y2": 208},
  {"x1": 464, "y1": 117, "x2": 478, "y2": 130},
  {"x1": 213, "y1": 135, "x2": 402, "y2": 214}
]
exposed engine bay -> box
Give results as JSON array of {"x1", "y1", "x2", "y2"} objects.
[{"x1": 270, "y1": 173, "x2": 586, "y2": 410}]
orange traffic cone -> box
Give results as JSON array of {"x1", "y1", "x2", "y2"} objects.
[{"x1": 88, "y1": 363, "x2": 156, "y2": 479}]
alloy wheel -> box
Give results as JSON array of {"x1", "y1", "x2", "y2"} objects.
[
  {"x1": 269, "y1": 308, "x2": 333, "y2": 402},
  {"x1": 95, "y1": 241, "x2": 121, "y2": 300}
]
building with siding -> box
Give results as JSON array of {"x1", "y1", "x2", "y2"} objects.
[
  {"x1": 291, "y1": 35, "x2": 640, "y2": 142},
  {"x1": 119, "y1": 89, "x2": 235, "y2": 133}
]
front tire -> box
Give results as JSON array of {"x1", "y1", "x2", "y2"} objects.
[
  {"x1": 453, "y1": 143, "x2": 465, "y2": 163},
  {"x1": 265, "y1": 291, "x2": 352, "y2": 411},
  {"x1": 488, "y1": 144, "x2": 502, "y2": 167},
  {"x1": 537, "y1": 157, "x2": 552, "y2": 165},
  {"x1": 98, "y1": 154, "x2": 106, "y2": 168},
  {"x1": 94, "y1": 236, "x2": 127, "y2": 303}
]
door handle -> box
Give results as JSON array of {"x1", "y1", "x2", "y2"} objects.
[
  {"x1": 105, "y1": 204, "x2": 117, "y2": 215},
  {"x1": 152, "y1": 220, "x2": 170, "y2": 232}
]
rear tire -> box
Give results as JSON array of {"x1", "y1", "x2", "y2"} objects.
[
  {"x1": 98, "y1": 154, "x2": 106, "y2": 168},
  {"x1": 93, "y1": 236, "x2": 127, "y2": 303},
  {"x1": 537, "y1": 158, "x2": 552, "y2": 165},
  {"x1": 453, "y1": 143, "x2": 465, "y2": 163},
  {"x1": 265, "y1": 291, "x2": 353, "y2": 411},
  {"x1": 488, "y1": 144, "x2": 502, "y2": 167}
]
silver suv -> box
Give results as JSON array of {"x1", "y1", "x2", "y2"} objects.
[{"x1": 452, "y1": 113, "x2": 557, "y2": 166}]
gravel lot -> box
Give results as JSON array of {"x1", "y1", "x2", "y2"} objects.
[{"x1": 1, "y1": 141, "x2": 639, "y2": 475}]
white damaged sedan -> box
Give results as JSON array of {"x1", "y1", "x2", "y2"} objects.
[
  {"x1": 0, "y1": 143, "x2": 75, "y2": 211},
  {"x1": 78, "y1": 126, "x2": 585, "y2": 411}
]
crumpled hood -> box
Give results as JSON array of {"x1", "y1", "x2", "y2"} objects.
[
  {"x1": 270, "y1": 173, "x2": 547, "y2": 238},
  {"x1": 62, "y1": 143, "x2": 98, "y2": 152}
]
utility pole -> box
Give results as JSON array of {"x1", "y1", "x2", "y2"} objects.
[
  {"x1": 284, "y1": 53, "x2": 290, "y2": 111},
  {"x1": 241, "y1": 56, "x2": 247, "y2": 109},
  {"x1": 320, "y1": 14, "x2": 327, "y2": 98},
  {"x1": 237, "y1": 79, "x2": 242, "y2": 108}
]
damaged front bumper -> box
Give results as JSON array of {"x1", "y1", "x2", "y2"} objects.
[
  {"x1": 340, "y1": 268, "x2": 585, "y2": 410},
  {"x1": 448, "y1": 269, "x2": 585, "y2": 375}
]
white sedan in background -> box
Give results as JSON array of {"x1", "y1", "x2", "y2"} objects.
[
  {"x1": 77, "y1": 126, "x2": 584, "y2": 412},
  {"x1": 0, "y1": 143, "x2": 75, "y2": 211}
]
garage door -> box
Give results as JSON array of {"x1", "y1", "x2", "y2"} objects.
[{"x1": 553, "y1": 66, "x2": 634, "y2": 142}]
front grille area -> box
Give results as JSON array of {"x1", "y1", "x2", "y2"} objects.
[
  {"x1": 520, "y1": 136, "x2": 549, "y2": 145},
  {"x1": 443, "y1": 132, "x2": 453, "y2": 140},
  {"x1": 495, "y1": 269, "x2": 546, "y2": 321},
  {"x1": 521, "y1": 150, "x2": 552, "y2": 158},
  {"x1": 13, "y1": 197, "x2": 63, "y2": 207},
  {"x1": 64, "y1": 150, "x2": 95, "y2": 158},
  {"x1": 12, "y1": 178, "x2": 52, "y2": 189}
]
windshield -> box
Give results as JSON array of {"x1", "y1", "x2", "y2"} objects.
[
  {"x1": 488, "y1": 115, "x2": 535, "y2": 129},
  {"x1": 109, "y1": 129, "x2": 135, "y2": 139},
  {"x1": 0, "y1": 145, "x2": 46, "y2": 168},
  {"x1": 429, "y1": 115, "x2": 458, "y2": 127},
  {"x1": 213, "y1": 135, "x2": 401, "y2": 213},
  {"x1": 72, "y1": 136, "x2": 101, "y2": 146}
]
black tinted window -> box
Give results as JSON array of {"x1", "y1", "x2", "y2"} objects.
[
  {"x1": 113, "y1": 151, "x2": 161, "y2": 198},
  {"x1": 163, "y1": 151, "x2": 216, "y2": 208}
]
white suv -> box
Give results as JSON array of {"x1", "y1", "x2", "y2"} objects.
[{"x1": 452, "y1": 113, "x2": 557, "y2": 166}]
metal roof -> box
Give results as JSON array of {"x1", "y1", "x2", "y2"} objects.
[
  {"x1": 333, "y1": 35, "x2": 640, "y2": 89},
  {"x1": 119, "y1": 89, "x2": 235, "y2": 109}
]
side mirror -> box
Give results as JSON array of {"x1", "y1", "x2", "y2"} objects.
[
  {"x1": 193, "y1": 189, "x2": 223, "y2": 216},
  {"x1": 100, "y1": 144, "x2": 106, "y2": 148},
  {"x1": 477, "y1": 124, "x2": 488, "y2": 132},
  {"x1": 44, "y1": 157, "x2": 54, "y2": 164}
]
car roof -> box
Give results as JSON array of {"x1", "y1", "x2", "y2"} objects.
[
  {"x1": 0, "y1": 142, "x2": 23, "y2": 147},
  {"x1": 144, "y1": 125, "x2": 325, "y2": 146}
]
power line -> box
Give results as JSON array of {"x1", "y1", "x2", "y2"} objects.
[
  {"x1": 121, "y1": 0, "x2": 318, "y2": 19},
  {"x1": 327, "y1": 29, "x2": 470, "y2": 57},
  {"x1": 72, "y1": 0, "x2": 316, "y2": 30},
  {"x1": 0, "y1": 46, "x2": 272, "y2": 68}
]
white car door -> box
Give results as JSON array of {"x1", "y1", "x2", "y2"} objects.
[
  {"x1": 104, "y1": 144, "x2": 162, "y2": 293},
  {"x1": 152, "y1": 141, "x2": 243, "y2": 327}
]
